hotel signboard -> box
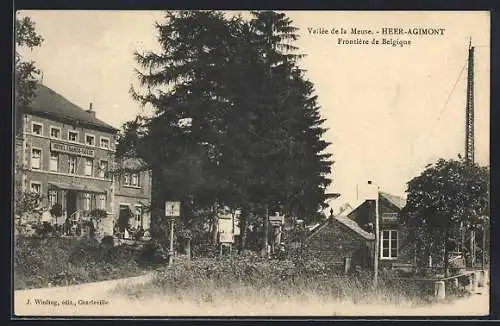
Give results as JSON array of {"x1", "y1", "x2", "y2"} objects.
[{"x1": 50, "y1": 141, "x2": 95, "y2": 158}]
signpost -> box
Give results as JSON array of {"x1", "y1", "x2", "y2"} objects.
[
  {"x1": 218, "y1": 210, "x2": 236, "y2": 255},
  {"x1": 269, "y1": 212, "x2": 284, "y2": 255},
  {"x1": 165, "y1": 201, "x2": 181, "y2": 265}
]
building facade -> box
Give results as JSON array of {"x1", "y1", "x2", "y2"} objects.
[
  {"x1": 114, "y1": 157, "x2": 152, "y2": 238},
  {"x1": 346, "y1": 191, "x2": 412, "y2": 269},
  {"x1": 16, "y1": 85, "x2": 151, "y2": 238}
]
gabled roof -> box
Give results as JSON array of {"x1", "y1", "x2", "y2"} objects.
[
  {"x1": 306, "y1": 215, "x2": 375, "y2": 241},
  {"x1": 340, "y1": 198, "x2": 366, "y2": 217},
  {"x1": 340, "y1": 192, "x2": 406, "y2": 216},
  {"x1": 334, "y1": 216, "x2": 375, "y2": 240},
  {"x1": 25, "y1": 84, "x2": 118, "y2": 133},
  {"x1": 380, "y1": 192, "x2": 406, "y2": 210}
]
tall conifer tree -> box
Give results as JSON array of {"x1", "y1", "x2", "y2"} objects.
[{"x1": 124, "y1": 10, "x2": 333, "y2": 244}]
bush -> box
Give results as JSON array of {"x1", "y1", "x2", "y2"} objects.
[
  {"x1": 136, "y1": 240, "x2": 168, "y2": 266},
  {"x1": 32, "y1": 222, "x2": 59, "y2": 237},
  {"x1": 14, "y1": 236, "x2": 147, "y2": 290},
  {"x1": 101, "y1": 235, "x2": 115, "y2": 247}
]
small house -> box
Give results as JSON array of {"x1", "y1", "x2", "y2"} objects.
[
  {"x1": 306, "y1": 214, "x2": 375, "y2": 270},
  {"x1": 305, "y1": 182, "x2": 413, "y2": 272}
]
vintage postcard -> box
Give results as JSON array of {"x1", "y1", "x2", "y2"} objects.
[{"x1": 13, "y1": 10, "x2": 490, "y2": 317}]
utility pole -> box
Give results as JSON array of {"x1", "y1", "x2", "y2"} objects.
[{"x1": 465, "y1": 39, "x2": 476, "y2": 269}]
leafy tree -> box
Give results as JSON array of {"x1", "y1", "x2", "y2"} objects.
[
  {"x1": 15, "y1": 15, "x2": 44, "y2": 135},
  {"x1": 14, "y1": 189, "x2": 42, "y2": 234},
  {"x1": 400, "y1": 158, "x2": 489, "y2": 276},
  {"x1": 14, "y1": 16, "x2": 44, "y2": 234}
]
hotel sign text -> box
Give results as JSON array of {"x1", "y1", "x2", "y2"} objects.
[{"x1": 51, "y1": 141, "x2": 95, "y2": 158}]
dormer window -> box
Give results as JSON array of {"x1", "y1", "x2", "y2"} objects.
[{"x1": 131, "y1": 173, "x2": 139, "y2": 186}]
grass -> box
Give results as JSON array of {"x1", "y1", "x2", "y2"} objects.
[
  {"x1": 14, "y1": 236, "x2": 149, "y2": 290},
  {"x1": 112, "y1": 256, "x2": 439, "y2": 310}
]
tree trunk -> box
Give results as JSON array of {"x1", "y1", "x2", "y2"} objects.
[
  {"x1": 185, "y1": 238, "x2": 191, "y2": 260},
  {"x1": 239, "y1": 211, "x2": 248, "y2": 253},
  {"x1": 444, "y1": 228, "x2": 450, "y2": 277},
  {"x1": 211, "y1": 215, "x2": 218, "y2": 245},
  {"x1": 470, "y1": 230, "x2": 476, "y2": 268}
]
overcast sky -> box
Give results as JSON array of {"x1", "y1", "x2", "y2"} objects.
[{"x1": 18, "y1": 10, "x2": 490, "y2": 207}]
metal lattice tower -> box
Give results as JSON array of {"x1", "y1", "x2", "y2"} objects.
[{"x1": 465, "y1": 41, "x2": 475, "y2": 165}]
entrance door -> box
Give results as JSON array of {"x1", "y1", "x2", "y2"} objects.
[{"x1": 67, "y1": 190, "x2": 77, "y2": 219}]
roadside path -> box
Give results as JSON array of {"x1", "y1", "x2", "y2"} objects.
[
  {"x1": 14, "y1": 272, "x2": 155, "y2": 316},
  {"x1": 14, "y1": 273, "x2": 490, "y2": 317}
]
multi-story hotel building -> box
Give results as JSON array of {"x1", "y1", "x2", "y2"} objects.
[{"x1": 15, "y1": 84, "x2": 151, "y2": 237}]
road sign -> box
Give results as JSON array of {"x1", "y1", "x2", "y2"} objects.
[
  {"x1": 165, "y1": 201, "x2": 181, "y2": 217},
  {"x1": 218, "y1": 218, "x2": 234, "y2": 243},
  {"x1": 269, "y1": 212, "x2": 284, "y2": 226}
]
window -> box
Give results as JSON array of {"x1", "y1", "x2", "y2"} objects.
[
  {"x1": 134, "y1": 205, "x2": 143, "y2": 226},
  {"x1": 49, "y1": 152, "x2": 58, "y2": 171},
  {"x1": 98, "y1": 194, "x2": 106, "y2": 210},
  {"x1": 31, "y1": 148, "x2": 42, "y2": 169},
  {"x1": 100, "y1": 137, "x2": 110, "y2": 149},
  {"x1": 31, "y1": 122, "x2": 43, "y2": 136},
  {"x1": 85, "y1": 134, "x2": 95, "y2": 146},
  {"x1": 131, "y1": 173, "x2": 139, "y2": 186},
  {"x1": 68, "y1": 155, "x2": 77, "y2": 174},
  {"x1": 48, "y1": 190, "x2": 57, "y2": 208},
  {"x1": 83, "y1": 193, "x2": 91, "y2": 211},
  {"x1": 99, "y1": 160, "x2": 108, "y2": 178},
  {"x1": 50, "y1": 127, "x2": 61, "y2": 139},
  {"x1": 84, "y1": 158, "x2": 93, "y2": 176},
  {"x1": 124, "y1": 174, "x2": 130, "y2": 185},
  {"x1": 68, "y1": 130, "x2": 78, "y2": 142},
  {"x1": 381, "y1": 230, "x2": 398, "y2": 259},
  {"x1": 30, "y1": 182, "x2": 41, "y2": 194}
]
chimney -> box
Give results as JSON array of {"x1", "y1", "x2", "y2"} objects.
[{"x1": 86, "y1": 102, "x2": 96, "y2": 118}]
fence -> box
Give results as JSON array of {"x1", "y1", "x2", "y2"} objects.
[{"x1": 391, "y1": 269, "x2": 489, "y2": 300}]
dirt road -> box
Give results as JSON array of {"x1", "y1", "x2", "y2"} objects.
[{"x1": 14, "y1": 272, "x2": 490, "y2": 317}]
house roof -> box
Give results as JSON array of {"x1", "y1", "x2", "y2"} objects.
[
  {"x1": 306, "y1": 215, "x2": 374, "y2": 241},
  {"x1": 334, "y1": 215, "x2": 375, "y2": 240},
  {"x1": 380, "y1": 192, "x2": 406, "y2": 209},
  {"x1": 25, "y1": 84, "x2": 118, "y2": 133},
  {"x1": 339, "y1": 192, "x2": 406, "y2": 216}
]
